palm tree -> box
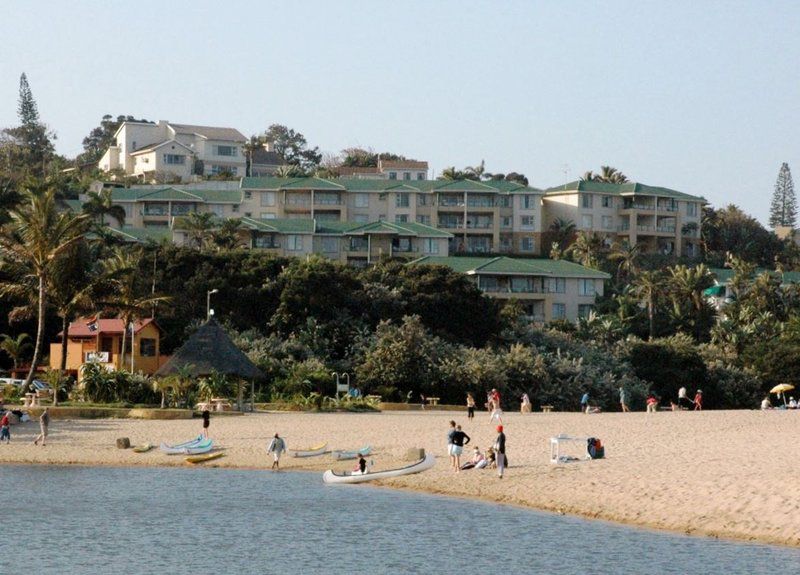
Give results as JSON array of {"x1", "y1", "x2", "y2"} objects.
[
  {"x1": 608, "y1": 243, "x2": 640, "y2": 282},
  {"x1": 667, "y1": 264, "x2": 714, "y2": 340},
  {"x1": 463, "y1": 160, "x2": 485, "y2": 181},
  {"x1": 210, "y1": 218, "x2": 243, "y2": 251},
  {"x1": 0, "y1": 333, "x2": 31, "y2": 371},
  {"x1": 632, "y1": 271, "x2": 662, "y2": 340},
  {"x1": 567, "y1": 231, "x2": 604, "y2": 269},
  {"x1": 439, "y1": 166, "x2": 465, "y2": 180},
  {"x1": 82, "y1": 189, "x2": 126, "y2": 227},
  {"x1": 274, "y1": 165, "x2": 304, "y2": 178},
  {"x1": 549, "y1": 217, "x2": 577, "y2": 250},
  {"x1": 180, "y1": 212, "x2": 215, "y2": 250},
  {"x1": 581, "y1": 166, "x2": 629, "y2": 184},
  {"x1": 0, "y1": 184, "x2": 91, "y2": 386}
]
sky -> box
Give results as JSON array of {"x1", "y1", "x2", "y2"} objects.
[{"x1": 2, "y1": 0, "x2": 799, "y2": 224}]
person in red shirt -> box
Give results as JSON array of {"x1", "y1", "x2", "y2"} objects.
[
  {"x1": 0, "y1": 411, "x2": 10, "y2": 443},
  {"x1": 693, "y1": 390, "x2": 703, "y2": 410}
]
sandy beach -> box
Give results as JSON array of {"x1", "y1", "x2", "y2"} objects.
[{"x1": 1, "y1": 408, "x2": 798, "y2": 548}]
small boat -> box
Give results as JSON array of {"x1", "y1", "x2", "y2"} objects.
[
  {"x1": 323, "y1": 453, "x2": 436, "y2": 484},
  {"x1": 186, "y1": 452, "x2": 225, "y2": 464},
  {"x1": 159, "y1": 435, "x2": 203, "y2": 453},
  {"x1": 332, "y1": 446, "x2": 372, "y2": 461},
  {"x1": 133, "y1": 443, "x2": 153, "y2": 453},
  {"x1": 291, "y1": 442, "x2": 328, "y2": 458},
  {"x1": 161, "y1": 437, "x2": 213, "y2": 455}
]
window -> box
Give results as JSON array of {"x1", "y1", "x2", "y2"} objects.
[
  {"x1": 320, "y1": 237, "x2": 338, "y2": 253},
  {"x1": 286, "y1": 235, "x2": 304, "y2": 251},
  {"x1": 260, "y1": 212, "x2": 276, "y2": 219},
  {"x1": 132, "y1": 141, "x2": 137, "y2": 151},
  {"x1": 601, "y1": 216, "x2": 613, "y2": 230},
  {"x1": 403, "y1": 172, "x2": 411, "y2": 180},
  {"x1": 395, "y1": 194, "x2": 409, "y2": 208},
  {"x1": 520, "y1": 237, "x2": 535, "y2": 252},
  {"x1": 392, "y1": 237, "x2": 412, "y2": 252},
  {"x1": 244, "y1": 191, "x2": 252, "y2": 200},
  {"x1": 354, "y1": 194, "x2": 369, "y2": 208},
  {"x1": 511, "y1": 278, "x2": 533, "y2": 293},
  {"x1": 579, "y1": 279, "x2": 596, "y2": 296},
  {"x1": 232, "y1": 205, "x2": 239, "y2": 213},
  {"x1": 418, "y1": 195, "x2": 429, "y2": 206},
  {"x1": 501, "y1": 216, "x2": 512, "y2": 228},
  {"x1": 389, "y1": 172, "x2": 397, "y2": 180},
  {"x1": 552, "y1": 303, "x2": 566, "y2": 320},
  {"x1": 254, "y1": 234, "x2": 279, "y2": 248},
  {"x1": 122, "y1": 204, "x2": 133, "y2": 219},
  {"x1": 163, "y1": 154, "x2": 185, "y2": 165},
  {"x1": 686, "y1": 202, "x2": 698, "y2": 217},
  {"x1": 581, "y1": 214, "x2": 593, "y2": 229},
  {"x1": 211, "y1": 165, "x2": 236, "y2": 175},
  {"x1": 422, "y1": 238, "x2": 439, "y2": 254},
  {"x1": 578, "y1": 304, "x2": 594, "y2": 319},
  {"x1": 395, "y1": 214, "x2": 408, "y2": 223},
  {"x1": 581, "y1": 193, "x2": 593, "y2": 208},
  {"x1": 354, "y1": 214, "x2": 369, "y2": 223},
  {"x1": 417, "y1": 172, "x2": 425, "y2": 180},
  {"x1": 349, "y1": 237, "x2": 368, "y2": 251},
  {"x1": 601, "y1": 195, "x2": 612, "y2": 208},
  {"x1": 215, "y1": 145, "x2": 237, "y2": 156},
  {"x1": 521, "y1": 216, "x2": 535, "y2": 229},
  {"x1": 244, "y1": 212, "x2": 252, "y2": 218},
  {"x1": 261, "y1": 192, "x2": 276, "y2": 207},
  {"x1": 416, "y1": 215, "x2": 431, "y2": 225},
  {"x1": 139, "y1": 338, "x2": 156, "y2": 357},
  {"x1": 548, "y1": 278, "x2": 566, "y2": 293},
  {"x1": 479, "y1": 277, "x2": 498, "y2": 291},
  {"x1": 523, "y1": 195, "x2": 536, "y2": 209}
]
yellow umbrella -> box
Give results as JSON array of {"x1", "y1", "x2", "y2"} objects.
[{"x1": 770, "y1": 384, "x2": 795, "y2": 394}]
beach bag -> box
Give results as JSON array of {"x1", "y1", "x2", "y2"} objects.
[{"x1": 587, "y1": 438, "x2": 605, "y2": 459}]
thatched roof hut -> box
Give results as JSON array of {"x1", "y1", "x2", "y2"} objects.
[{"x1": 155, "y1": 318, "x2": 263, "y2": 380}]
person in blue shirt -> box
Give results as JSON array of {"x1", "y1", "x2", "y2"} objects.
[{"x1": 580, "y1": 392, "x2": 590, "y2": 414}]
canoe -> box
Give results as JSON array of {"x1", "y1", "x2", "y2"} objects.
[
  {"x1": 291, "y1": 442, "x2": 328, "y2": 458},
  {"x1": 160, "y1": 435, "x2": 203, "y2": 451},
  {"x1": 323, "y1": 453, "x2": 436, "y2": 484},
  {"x1": 161, "y1": 437, "x2": 213, "y2": 455},
  {"x1": 186, "y1": 452, "x2": 225, "y2": 464},
  {"x1": 133, "y1": 443, "x2": 153, "y2": 453},
  {"x1": 332, "y1": 446, "x2": 372, "y2": 461}
]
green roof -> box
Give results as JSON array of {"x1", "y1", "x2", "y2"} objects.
[
  {"x1": 237, "y1": 218, "x2": 452, "y2": 238},
  {"x1": 238, "y1": 217, "x2": 316, "y2": 234},
  {"x1": 241, "y1": 177, "x2": 541, "y2": 195},
  {"x1": 106, "y1": 227, "x2": 173, "y2": 243},
  {"x1": 110, "y1": 187, "x2": 241, "y2": 203},
  {"x1": 408, "y1": 256, "x2": 610, "y2": 278},
  {"x1": 543, "y1": 180, "x2": 705, "y2": 202}
]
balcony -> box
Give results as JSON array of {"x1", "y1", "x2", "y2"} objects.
[
  {"x1": 314, "y1": 197, "x2": 342, "y2": 206},
  {"x1": 621, "y1": 203, "x2": 655, "y2": 212},
  {"x1": 656, "y1": 226, "x2": 676, "y2": 234},
  {"x1": 142, "y1": 207, "x2": 169, "y2": 216},
  {"x1": 170, "y1": 206, "x2": 196, "y2": 216},
  {"x1": 657, "y1": 204, "x2": 678, "y2": 212},
  {"x1": 522, "y1": 314, "x2": 546, "y2": 323},
  {"x1": 466, "y1": 222, "x2": 493, "y2": 229},
  {"x1": 439, "y1": 220, "x2": 464, "y2": 229},
  {"x1": 439, "y1": 198, "x2": 465, "y2": 207}
]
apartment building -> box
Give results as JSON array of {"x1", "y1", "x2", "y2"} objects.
[
  {"x1": 98, "y1": 120, "x2": 247, "y2": 181},
  {"x1": 543, "y1": 181, "x2": 704, "y2": 257},
  {"x1": 336, "y1": 159, "x2": 429, "y2": 180},
  {"x1": 408, "y1": 256, "x2": 610, "y2": 323}
]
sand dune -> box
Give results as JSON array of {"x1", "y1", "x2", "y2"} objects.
[{"x1": 1, "y1": 409, "x2": 798, "y2": 547}]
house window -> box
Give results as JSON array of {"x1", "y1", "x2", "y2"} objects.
[
  {"x1": 320, "y1": 237, "x2": 339, "y2": 253},
  {"x1": 579, "y1": 279, "x2": 596, "y2": 296},
  {"x1": 396, "y1": 194, "x2": 410, "y2": 208},
  {"x1": 578, "y1": 304, "x2": 594, "y2": 318},
  {"x1": 601, "y1": 216, "x2": 613, "y2": 230},
  {"x1": 417, "y1": 195, "x2": 429, "y2": 206},
  {"x1": 244, "y1": 191, "x2": 252, "y2": 200},
  {"x1": 244, "y1": 212, "x2": 252, "y2": 218},
  {"x1": 416, "y1": 215, "x2": 431, "y2": 225},
  {"x1": 139, "y1": 338, "x2": 156, "y2": 357},
  {"x1": 581, "y1": 214, "x2": 593, "y2": 229},
  {"x1": 260, "y1": 212, "x2": 276, "y2": 219},
  {"x1": 210, "y1": 205, "x2": 225, "y2": 217},
  {"x1": 261, "y1": 192, "x2": 276, "y2": 207},
  {"x1": 502, "y1": 216, "x2": 512, "y2": 228},
  {"x1": 354, "y1": 194, "x2": 369, "y2": 208},
  {"x1": 232, "y1": 205, "x2": 239, "y2": 213},
  {"x1": 601, "y1": 196, "x2": 612, "y2": 208},
  {"x1": 552, "y1": 303, "x2": 566, "y2": 320},
  {"x1": 548, "y1": 278, "x2": 566, "y2": 293},
  {"x1": 389, "y1": 172, "x2": 397, "y2": 180},
  {"x1": 520, "y1": 237, "x2": 535, "y2": 252},
  {"x1": 403, "y1": 172, "x2": 411, "y2": 180},
  {"x1": 395, "y1": 214, "x2": 409, "y2": 223},
  {"x1": 354, "y1": 214, "x2": 369, "y2": 223},
  {"x1": 417, "y1": 172, "x2": 425, "y2": 180},
  {"x1": 521, "y1": 216, "x2": 535, "y2": 229},
  {"x1": 132, "y1": 141, "x2": 137, "y2": 151},
  {"x1": 215, "y1": 145, "x2": 237, "y2": 156},
  {"x1": 211, "y1": 165, "x2": 236, "y2": 175},
  {"x1": 686, "y1": 202, "x2": 698, "y2": 217},
  {"x1": 581, "y1": 193, "x2": 593, "y2": 208},
  {"x1": 286, "y1": 235, "x2": 304, "y2": 251},
  {"x1": 254, "y1": 235, "x2": 279, "y2": 248},
  {"x1": 523, "y1": 195, "x2": 536, "y2": 209},
  {"x1": 422, "y1": 238, "x2": 439, "y2": 254},
  {"x1": 163, "y1": 154, "x2": 185, "y2": 165}
]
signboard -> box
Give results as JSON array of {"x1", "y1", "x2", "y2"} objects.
[{"x1": 86, "y1": 351, "x2": 109, "y2": 363}]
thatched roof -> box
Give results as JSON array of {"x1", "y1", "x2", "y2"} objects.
[{"x1": 155, "y1": 318, "x2": 264, "y2": 380}]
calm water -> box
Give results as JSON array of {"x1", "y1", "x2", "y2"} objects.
[{"x1": 3, "y1": 466, "x2": 800, "y2": 575}]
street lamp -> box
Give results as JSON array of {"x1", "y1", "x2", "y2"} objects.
[{"x1": 207, "y1": 289, "x2": 219, "y2": 321}]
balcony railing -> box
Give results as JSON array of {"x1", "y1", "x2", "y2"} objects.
[
  {"x1": 657, "y1": 205, "x2": 678, "y2": 212},
  {"x1": 623, "y1": 203, "x2": 655, "y2": 210},
  {"x1": 656, "y1": 226, "x2": 676, "y2": 233},
  {"x1": 439, "y1": 198, "x2": 465, "y2": 207},
  {"x1": 439, "y1": 221, "x2": 464, "y2": 229},
  {"x1": 285, "y1": 198, "x2": 311, "y2": 206},
  {"x1": 466, "y1": 222, "x2": 493, "y2": 229},
  {"x1": 314, "y1": 198, "x2": 342, "y2": 206},
  {"x1": 467, "y1": 199, "x2": 495, "y2": 207},
  {"x1": 522, "y1": 314, "x2": 546, "y2": 323}
]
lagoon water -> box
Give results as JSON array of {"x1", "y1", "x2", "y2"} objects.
[{"x1": 5, "y1": 465, "x2": 800, "y2": 575}]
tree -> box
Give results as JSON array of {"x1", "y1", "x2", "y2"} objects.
[
  {"x1": 17, "y1": 73, "x2": 39, "y2": 126},
  {"x1": 261, "y1": 125, "x2": 321, "y2": 172},
  {"x1": 666, "y1": 264, "x2": 714, "y2": 340},
  {"x1": 567, "y1": 231, "x2": 605, "y2": 269},
  {"x1": 0, "y1": 184, "x2": 91, "y2": 386},
  {"x1": 181, "y1": 212, "x2": 215, "y2": 249},
  {"x1": 79, "y1": 115, "x2": 152, "y2": 164},
  {"x1": 0, "y1": 74, "x2": 56, "y2": 177},
  {"x1": 632, "y1": 271, "x2": 662, "y2": 340},
  {"x1": 769, "y1": 162, "x2": 796, "y2": 229},
  {"x1": 581, "y1": 166, "x2": 628, "y2": 184},
  {"x1": 82, "y1": 188, "x2": 126, "y2": 227},
  {"x1": 608, "y1": 242, "x2": 640, "y2": 283},
  {"x1": 547, "y1": 217, "x2": 577, "y2": 252},
  {"x1": 210, "y1": 218, "x2": 243, "y2": 250},
  {"x1": 702, "y1": 204, "x2": 785, "y2": 266},
  {"x1": 0, "y1": 333, "x2": 31, "y2": 370}
]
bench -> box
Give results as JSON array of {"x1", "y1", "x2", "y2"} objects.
[
  {"x1": 541, "y1": 405, "x2": 554, "y2": 413},
  {"x1": 426, "y1": 397, "x2": 440, "y2": 406}
]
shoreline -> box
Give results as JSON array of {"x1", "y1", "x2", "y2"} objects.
[{"x1": 1, "y1": 409, "x2": 798, "y2": 548}]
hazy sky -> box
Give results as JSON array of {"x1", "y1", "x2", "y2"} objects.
[{"x1": 2, "y1": 1, "x2": 798, "y2": 224}]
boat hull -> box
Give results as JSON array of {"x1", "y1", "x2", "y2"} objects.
[
  {"x1": 291, "y1": 443, "x2": 328, "y2": 458},
  {"x1": 332, "y1": 446, "x2": 372, "y2": 460},
  {"x1": 323, "y1": 454, "x2": 435, "y2": 484},
  {"x1": 186, "y1": 452, "x2": 225, "y2": 464},
  {"x1": 161, "y1": 438, "x2": 213, "y2": 455}
]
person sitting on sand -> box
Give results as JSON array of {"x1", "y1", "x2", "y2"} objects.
[
  {"x1": 461, "y1": 446, "x2": 484, "y2": 470},
  {"x1": 646, "y1": 394, "x2": 658, "y2": 413},
  {"x1": 761, "y1": 397, "x2": 773, "y2": 410},
  {"x1": 789, "y1": 397, "x2": 797, "y2": 409},
  {"x1": 485, "y1": 446, "x2": 496, "y2": 469}
]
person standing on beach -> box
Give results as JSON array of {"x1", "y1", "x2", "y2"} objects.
[
  {"x1": 267, "y1": 433, "x2": 286, "y2": 470},
  {"x1": 0, "y1": 410, "x2": 10, "y2": 443},
  {"x1": 447, "y1": 420, "x2": 457, "y2": 470},
  {"x1": 494, "y1": 425, "x2": 506, "y2": 479},
  {"x1": 520, "y1": 393, "x2": 532, "y2": 413},
  {"x1": 450, "y1": 425, "x2": 471, "y2": 472},
  {"x1": 619, "y1": 387, "x2": 630, "y2": 412},
  {"x1": 33, "y1": 408, "x2": 49, "y2": 446},
  {"x1": 693, "y1": 389, "x2": 703, "y2": 411},
  {"x1": 466, "y1": 393, "x2": 475, "y2": 421},
  {"x1": 488, "y1": 389, "x2": 503, "y2": 424},
  {"x1": 201, "y1": 409, "x2": 210, "y2": 438},
  {"x1": 678, "y1": 386, "x2": 691, "y2": 409},
  {"x1": 580, "y1": 391, "x2": 590, "y2": 414}
]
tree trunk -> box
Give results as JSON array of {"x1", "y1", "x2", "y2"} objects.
[
  {"x1": 25, "y1": 275, "x2": 46, "y2": 388},
  {"x1": 161, "y1": 389, "x2": 166, "y2": 409},
  {"x1": 120, "y1": 318, "x2": 128, "y2": 371},
  {"x1": 56, "y1": 314, "x2": 70, "y2": 406}
]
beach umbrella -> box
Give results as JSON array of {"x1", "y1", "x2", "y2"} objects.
[{"x1": 769, "y1": 384, "x2": 795, "y2": 406}]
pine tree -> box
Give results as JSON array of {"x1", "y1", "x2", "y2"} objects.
[
  {"x1": 17, "y1": 73, "x2": 39, "y2": 127},
  {"x1": 769, "y1": 163, "x2": 797, "y2": 229}
]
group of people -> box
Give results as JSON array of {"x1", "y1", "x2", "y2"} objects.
[
  {"x1": 447, "y1": 419, "x2": 506, "y2": 478},
  {"x1": 610, "y1": 386, "x2": 704, "y2": 413},
  {"x1": 0, "y1": 407, "x2": 50, "y2": 445},
  {"x1": 761, "y1": 395, "x2": 799, "y2": 410}
]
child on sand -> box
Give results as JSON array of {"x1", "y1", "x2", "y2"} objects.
[{"x1": 694, "y1": 390, "x2": 703, "y2": 411}]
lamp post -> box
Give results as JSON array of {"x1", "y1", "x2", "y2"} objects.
[{"x1": 207, "y1": 289, "x2": 219, "y2": 321}]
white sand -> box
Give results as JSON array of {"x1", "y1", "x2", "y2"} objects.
[{"x1": 1, "y1": 409, "x2": 798, "y2": 547}]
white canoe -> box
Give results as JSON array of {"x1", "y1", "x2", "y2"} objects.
[
  {"x1": 160, "y1": 437, "x2": 213, "y2": 455},
  {"x1": 291, "y1": 442, "x2": 328, "y2": 458},
  {"x1": 331, "y1": 446, "x2": 372, "y2": 461},
  {"x1": 323, "y1": 453, "x2": 435, "y2": 484}
]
